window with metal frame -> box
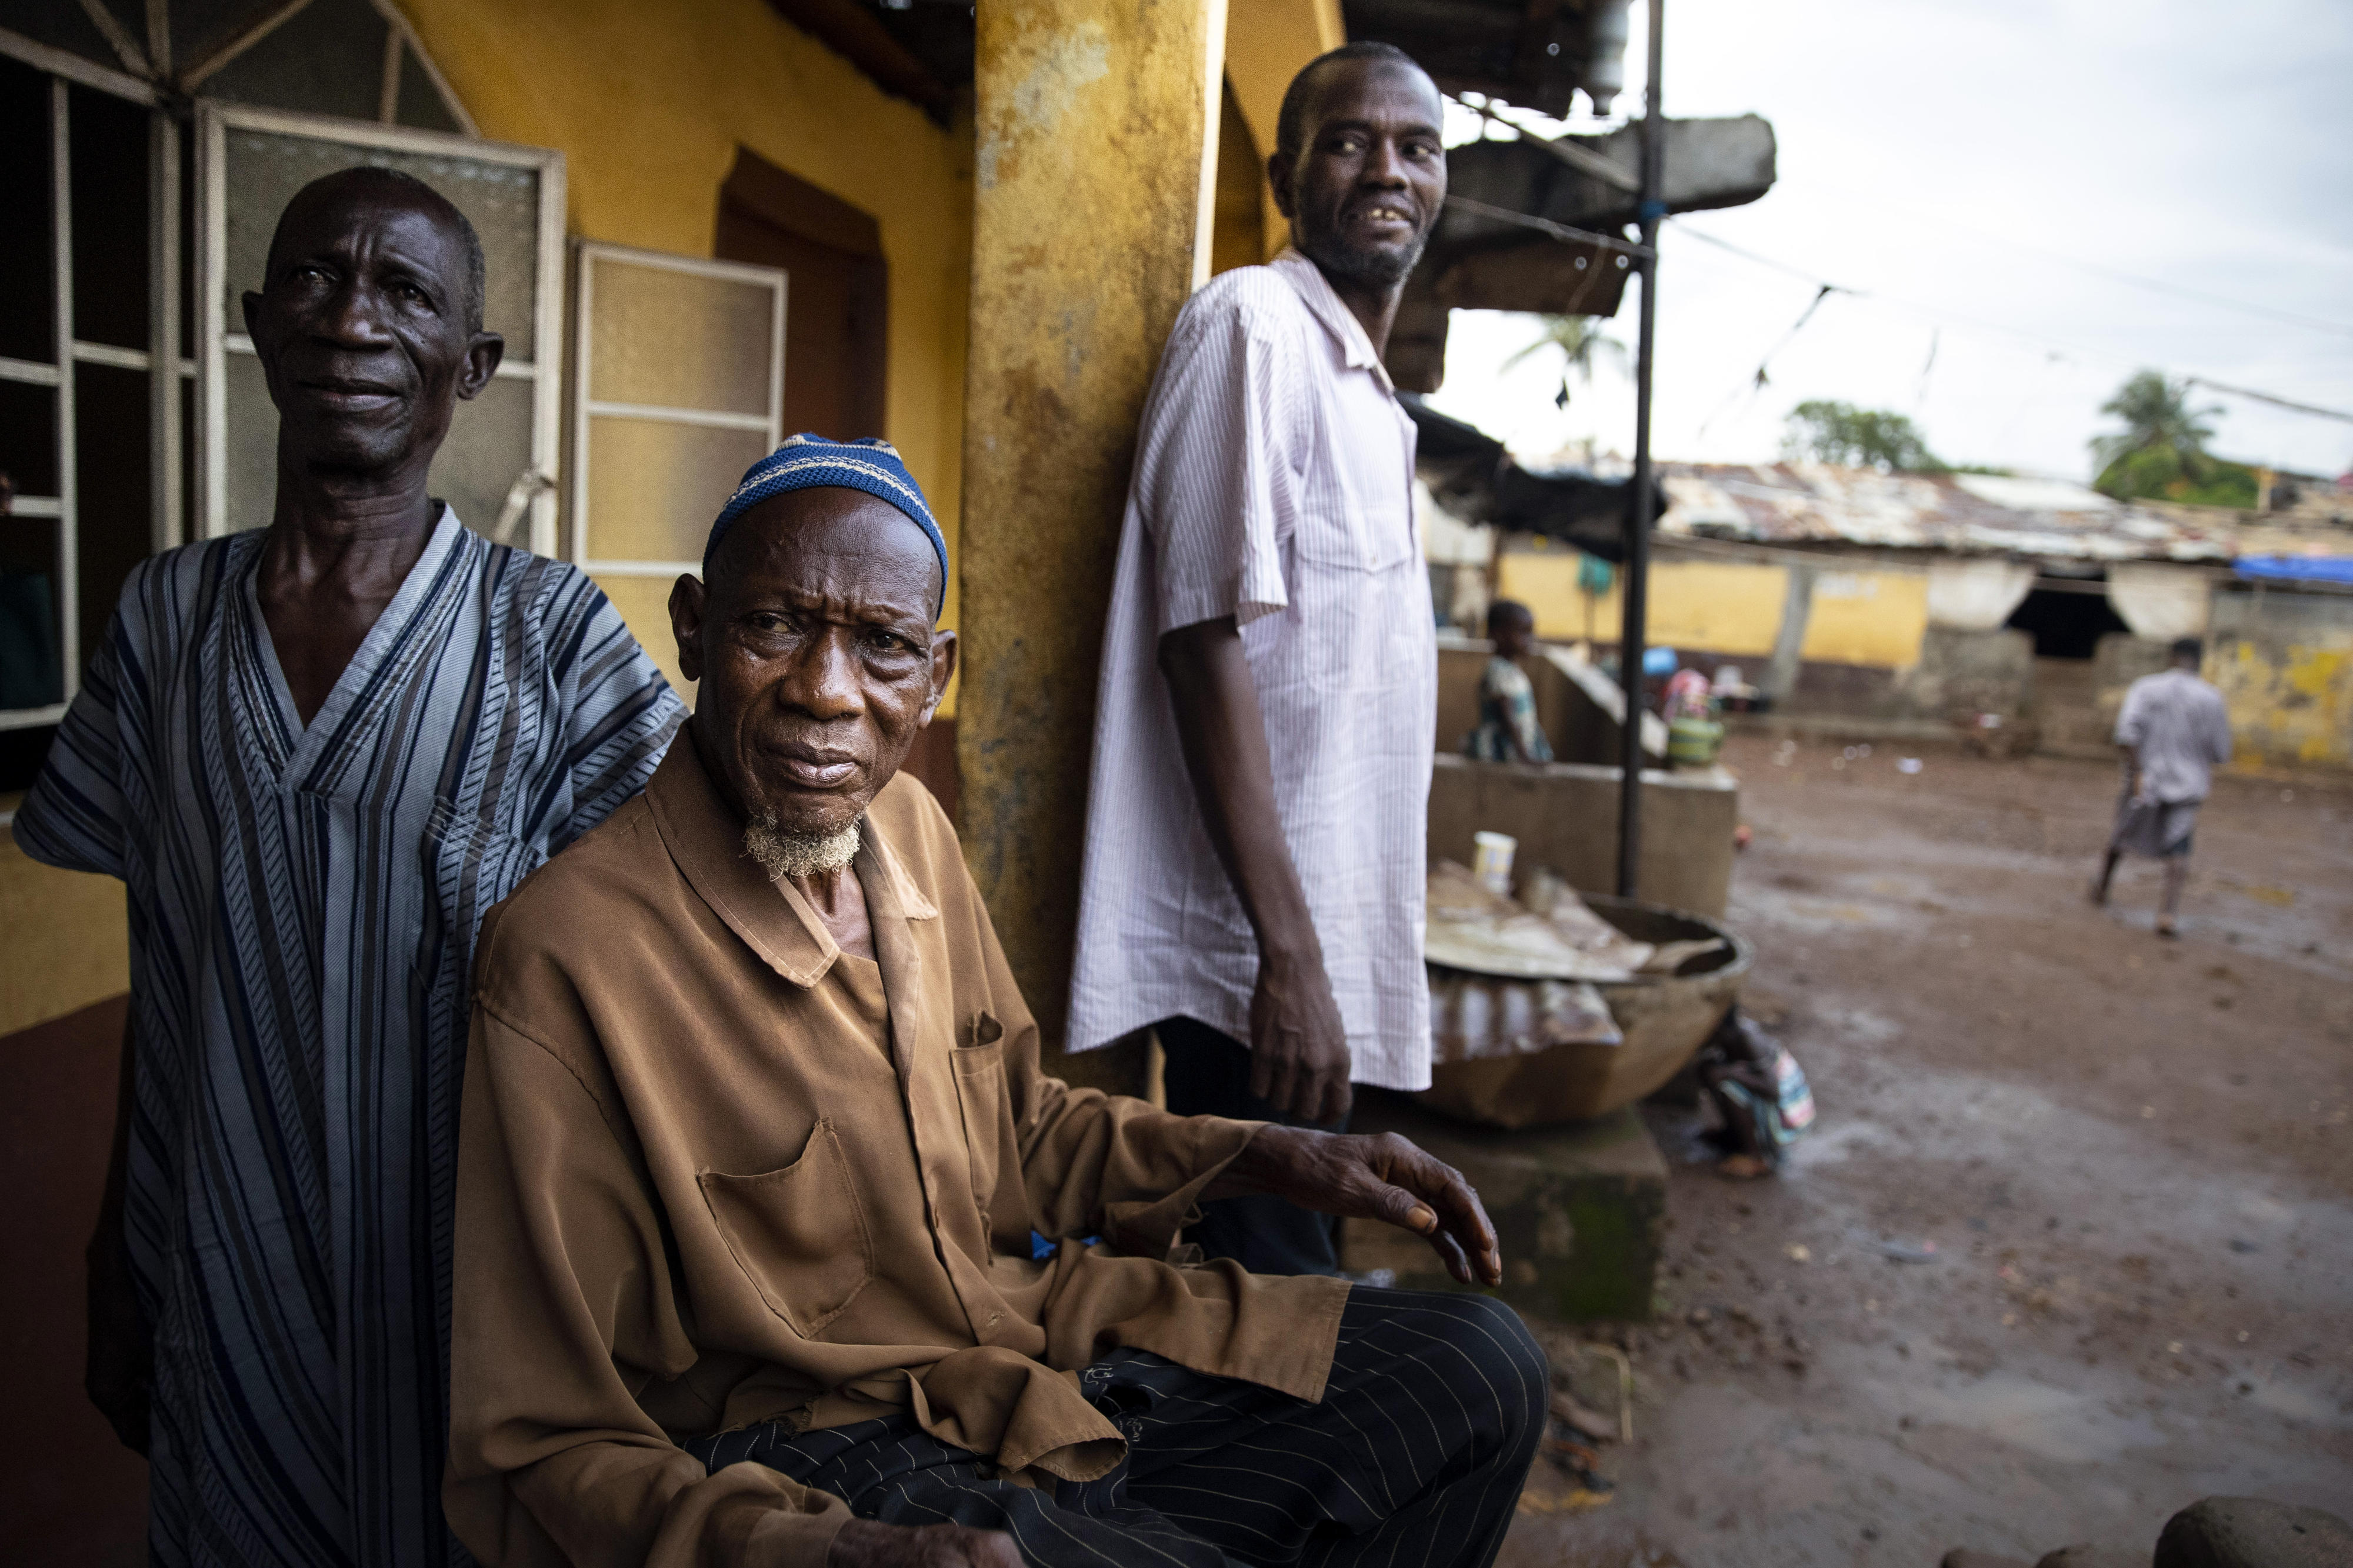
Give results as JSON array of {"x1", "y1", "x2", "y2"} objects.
[
  {"x1": 0, "y1": 58, "x2": 182, "y2": 736},
  {"x1": 0, "y1": 0, "x2": 484, "y2": 750},
  {"x1": 569, "y1": 242, "x2": 786, "y2": 578},
  {"x1": 195, "y1": 101, "x2": 566, "y2": 553}
]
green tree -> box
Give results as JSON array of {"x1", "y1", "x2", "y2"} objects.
[
  {"x1": 2088, "y1": 370, "x2": 2258, "y2": 506},
  {"x1": 1507, "y1": 315, "x2": 1626, "y2": 409},
  {"x1": 1780, "y1": 401, "x2": 1944, "y2": 471}
]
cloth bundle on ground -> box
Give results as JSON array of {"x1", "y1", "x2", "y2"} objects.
[{"x1": 1692, "y1": 1005, "x2": 1815, "y2": 1177}]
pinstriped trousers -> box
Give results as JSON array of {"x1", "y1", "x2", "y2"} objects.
[{"x1": 688, "y1": 1290, "x2": 1546, "y2": 1567}]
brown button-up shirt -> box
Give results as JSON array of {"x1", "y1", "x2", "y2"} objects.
[{"x1": 445, "y1": 738, "x2": 1349, "y2": 1568}]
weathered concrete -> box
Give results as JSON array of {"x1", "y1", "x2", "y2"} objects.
[
  {"x1": 1428, "y1": 753, "x2": 1739, "y2": 918},
  {"x1": 2028, "y1": 631, "x2": 2173, "y2": 761},
  {"x1": 2210, "y1": 586, "x2": 2353, "y2": 772},
  {"x1": 2034, "y1": 633, "x2": 2181, "y2": 761},
  {"x1": 1341, "y1": 1090, "x2": 1666, "y2": 1322},
  {"x1": 956, "y1": 0, "x2": 1227, "y2": 1090},
  {"x1": 1897, "y1": 625, "x2": 2035, "y2": 722}
]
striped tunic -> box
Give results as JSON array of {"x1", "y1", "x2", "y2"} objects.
[
  {"x1": 13, "y1": 509, "x2": 684, "y2": 1567},
  {"x1": 1068, "y1": 249, "x2": 1437, "y2": 1090}
]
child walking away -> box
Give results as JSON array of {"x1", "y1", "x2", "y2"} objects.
[
  {"x1": 1465, "y1": 599, "x2": 1555, "y2": 763},
  {"x1": 1694, "y1": 1006, "x2": 1815, "y2": 1179}
]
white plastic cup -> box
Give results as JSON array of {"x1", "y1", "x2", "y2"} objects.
[{"x1": 1471, "y1": 831, "x2": 1517, "y2": 898}]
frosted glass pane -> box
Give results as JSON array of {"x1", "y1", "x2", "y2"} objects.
[
  {"x1": 225, "y1": 353, "x2": 536, "y2": 548},
  {"x1": 428, "y1": 375, "x2": 537, "y2": 546},
  {"x1": 585, "y1": 416, "x2": 769, "y2": 563},
  {"x1": 588, "y1": 260, "x2": 775, "y2": 416},
  {"x1": 223, "y1": 351, "x2": 277, "y2": 533},
  {"x1": 224, "y1": 128, "x2": 544, "y2": 359}
]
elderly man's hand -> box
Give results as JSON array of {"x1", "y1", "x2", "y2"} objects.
[
  {"x1": 826, "y1": 1519, "x2": 1023, "y2": 1568},
  {"x1": 1203, "y1": 1126, "x2": 1503, "y2": 1287}
]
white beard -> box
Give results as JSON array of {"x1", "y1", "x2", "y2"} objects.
[{"x1": 745, "y1": 813, "x2": 862, "y2": 880}]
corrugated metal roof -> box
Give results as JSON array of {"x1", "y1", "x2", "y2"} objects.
[
  {"x1": 1655, "y1": 463, "x2": 2353, "y2": 568},
  {"x1": 1657, "y1": 463, "x2": 2262, "y2": 562}
]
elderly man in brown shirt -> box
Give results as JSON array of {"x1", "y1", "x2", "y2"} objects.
[{"x1": 444, "y1": 437, "x2": 1544, "y2": 1568}]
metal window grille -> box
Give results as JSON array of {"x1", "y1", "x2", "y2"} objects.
[{"x1": 195, "y1": 102, "x2": 566, "y2": 553}]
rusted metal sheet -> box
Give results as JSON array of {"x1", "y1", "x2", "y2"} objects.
[{"x1": 1659, "y1": 463, "x2": 2267, "y2": 563}]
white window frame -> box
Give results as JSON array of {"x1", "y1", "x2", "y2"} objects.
[
  {"x1": 0, "y1": 45, "x2": 184, "y2": 731},
  {"x1": 195, "y1": 101, "x2": 566, "y2": 555},
  {"x1": 569, "y1": 241, "x2": 786, "y2": 578}
]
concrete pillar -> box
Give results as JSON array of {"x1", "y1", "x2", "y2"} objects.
[
  {"x1": 958, "y1": 0, "x2": 1228, "y2": 1091},
  {"x1": 1762, "y1": 562, "x2": 1817, "y2": 705}
]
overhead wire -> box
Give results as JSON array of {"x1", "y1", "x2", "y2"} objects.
[
  {"x1": 1854, "y1": 192, "x2": 2353, "y2": 339},
  {"x1": 1692, "y1": 283, "x2": 1837, "y2": 443},
  {"x1": 1662, "y1": 219, "x2": 2353, "y2": 427},
  {"x1": 1912, "y1": 329, "x2": 1939, "y2": 413},
  {"x1": 1434, "y1": 101, "x2": 2353, "y2": 436}
]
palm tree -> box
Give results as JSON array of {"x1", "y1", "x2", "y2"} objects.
[
  {"x1": 2090, "y1": 370, "x2": 2219, "y2": 476},
  {"x1": 1506, "y1": 315, "x2": 1627, "y2": 409}
]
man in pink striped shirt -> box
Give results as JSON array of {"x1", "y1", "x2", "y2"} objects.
[{"x1": 1070, "y1": 43, "x2": 1447, "y2": 1275}]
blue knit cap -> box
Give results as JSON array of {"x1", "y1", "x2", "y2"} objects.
[{"x1": 705, "y1": 434, "x2": 948, "y2": 615}]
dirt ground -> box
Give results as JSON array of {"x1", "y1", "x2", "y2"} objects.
[{"x1": 1496, "y1": 732, "x2": 2353, "y2": 1568}]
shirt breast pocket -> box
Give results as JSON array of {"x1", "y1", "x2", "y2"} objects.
[
  {"x1": 952, "y1": 1012, "x2": 1024, "y2": 1243},
  {"x1": 698, "y1": 1119, "x2": 876, "y2": 1339},
  {"x1": 1290, "y1": 498, "x2": 1414, "y2": 575}
]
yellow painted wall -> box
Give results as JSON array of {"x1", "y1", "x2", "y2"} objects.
[
  {"x1": 1224, "y1": 0, "x2": 1347, "y2": 259},
  {"x1": 396, "y1": 0, "x2": 974, "y2": 712},
  {"x1": 0, "y1": 816, "x2": 128, "y2": 1035},
  {"x1": 1799, "y1": 568, "x2": 1929, "y2": 669},
  {"x1": 2214, "y1": 635, "x2": 2353, "y2": 770},
  {"x1": 1499, "y1": 549, "x2": 1931, "y2": 670},
  {"x1": 1499, "y1": 551, "x2": 1789, "y2": 656}
]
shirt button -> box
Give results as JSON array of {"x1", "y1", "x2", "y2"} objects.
[{"x1": 1123, "y1": 1420, "x2": 1145, "y2": 1443}]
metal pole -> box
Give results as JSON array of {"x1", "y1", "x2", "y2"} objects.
[{"x1": 1615, "y1": 0, "x2": 1665, "y2": 899}]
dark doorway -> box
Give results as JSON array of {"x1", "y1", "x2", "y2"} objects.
[
  {"x1": 2006, "y1": 583, "x2": 2129, "y2": 659},
  {"x1": 714, "y1": 148, "x2": 888, "y2": 441}
]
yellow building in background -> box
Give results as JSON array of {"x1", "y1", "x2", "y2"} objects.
[{"x1": 1500, "y1": 543, "x2": 1931, "y2": 675}]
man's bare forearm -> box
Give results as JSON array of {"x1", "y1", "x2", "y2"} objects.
[
  {"x1": 1158, "y1": 618, "x2": 1352, "y2": 1122},
  {"x1": 1156, "y1": 618, "x2": 1320, "y2": 966}
]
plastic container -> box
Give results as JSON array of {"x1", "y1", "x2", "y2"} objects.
[{"x1": 1471, "y1": 832, "x2": 1517, "y2": 897}]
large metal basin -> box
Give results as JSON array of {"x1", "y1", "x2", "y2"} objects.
[{"x1": 1418, "y1": 895, "x2": 1751, "y2": 1130}]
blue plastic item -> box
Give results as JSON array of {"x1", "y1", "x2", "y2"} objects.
[{"x1": 2235, "y1": 555, "x2": 2353, "y2": 586}]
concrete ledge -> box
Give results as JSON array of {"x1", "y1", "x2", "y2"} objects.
[
  {"x1": 1429, "y1": 753, "x2": 1739, "y2": 918},
  {"x1": 1342, "y1": 1089, "x2": 1666, "y2": 1322}
]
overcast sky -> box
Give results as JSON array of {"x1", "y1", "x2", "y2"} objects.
[{"x1": 1423, "y1": 0, "x2": 2353, "y2": 484}]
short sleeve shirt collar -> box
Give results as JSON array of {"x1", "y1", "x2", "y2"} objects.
[{"x1": 1269, "y1": 248, "x2": 1396, "y2": 393}]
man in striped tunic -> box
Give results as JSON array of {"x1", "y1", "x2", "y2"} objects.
[{"x1": 13, "y1": 167, "x2": 683, "y2": 1566}]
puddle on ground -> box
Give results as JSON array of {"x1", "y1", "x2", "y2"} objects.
[
  {"x1": 1732, "y1": 890, "x2": 1909, "y2": 933},
  {"x1": 1868, "y1": 1365, "x2": 2170, "y2": 1465},
  {"x1": 2247, "y1": 1376, "x2": 2353, "y2": 1429}
]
